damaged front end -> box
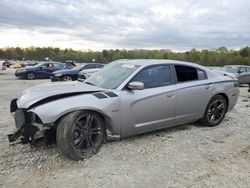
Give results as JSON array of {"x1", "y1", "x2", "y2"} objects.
[{"x1": 8, "y1": 98, "x2": 55, "y2": 145}]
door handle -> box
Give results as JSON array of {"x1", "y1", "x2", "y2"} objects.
[
  {"x1": 167, "y1": 94, "x2": 175, "y2": 98},
  {"x1": 205, "y1": 84, "x2": 212, "y2": 90}
]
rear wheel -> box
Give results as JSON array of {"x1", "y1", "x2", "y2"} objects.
[
  {"x1": 62, "y1": 76, "x2": 73, "y2": 81},
  {"x1": 56, "y1": 111, "x2": 104, "y2": 160},
  {"x1": 26, "y1": 72, "x2": 36, "y2": 80},
  {"x1": 201, "y1": 95, "x2": 228, "y2": 127}
]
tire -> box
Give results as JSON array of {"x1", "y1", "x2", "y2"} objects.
[
  {"x1": 56, "y1": 111, "x2": 105, "y2": 160},
  {"x1": 26, "y1": 72, "x2": 36, "y2": 80},
  {"x1": 201, "y1": 95, "x2": 228, "y2": 127},
  {"x1": 62, "y1": 75, "x2": 73, "y2": 81}
]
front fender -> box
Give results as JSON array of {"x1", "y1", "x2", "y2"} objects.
[{"x1": 28, "y1": 93, "x2": 121, "y2": 135}]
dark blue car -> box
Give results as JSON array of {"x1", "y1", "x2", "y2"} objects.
[
  {"x1": 50, "y1": 63, "x2": 104, "y2": 81},
  {"x1": 15, "y1": 62, "x2": 70, "y2": 80}
]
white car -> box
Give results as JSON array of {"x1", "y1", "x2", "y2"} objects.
[{"x1": 0, "y1": 60, "x2": 7, "y2": 70}]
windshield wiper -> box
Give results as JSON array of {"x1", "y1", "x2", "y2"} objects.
[{"x1": 85, "y1": 81, "x2": 96, "y2": 86}]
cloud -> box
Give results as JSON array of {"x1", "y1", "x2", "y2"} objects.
[{"x1": 0, "y1": 0, "x2": 249, "y2": 50}]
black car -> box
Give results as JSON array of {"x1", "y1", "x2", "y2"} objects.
[
  {"x1": 15, "y1": 62, "x2": 69, "y2": 80},
  {"x1": 50, "y1": 63, "x2": 104, "y2": 81}
]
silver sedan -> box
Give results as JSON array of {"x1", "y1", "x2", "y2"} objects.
[{"x1": 8, "y1": 59, "x2": 240, "y2": 160}]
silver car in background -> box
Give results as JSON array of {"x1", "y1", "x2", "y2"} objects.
[
  {"x1": 0, "y1": 60, "x2": 7, "y2": 70},
  {"x1": 8, "y1": 59, "x2": 239, "y2": 160},
  {"x1": 221, "y1": 65, "x2": 250, "y2": 91}
]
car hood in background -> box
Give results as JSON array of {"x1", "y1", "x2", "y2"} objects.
[
  {"x1": 17, "y1": 81, "x2": 103, "y2": 108},
  {"x1": 52, "y1": 69, "x2": 79, "y2": 75}
]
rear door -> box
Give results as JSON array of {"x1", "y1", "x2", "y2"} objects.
[
  {"x1": 174, "y1": 65, "x2": 212, "y2": 124},
  {"x1": 120, "y1": 64, "x2": 176, "y2": 137}
]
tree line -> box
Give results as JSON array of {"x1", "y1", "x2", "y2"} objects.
[{"x1": 0, "y1": 46, "x2": 250, "y2": 66}]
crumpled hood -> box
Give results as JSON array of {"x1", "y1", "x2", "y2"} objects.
[{"x1": 17, "y1": 81, "x2": 103, "y2": 109}]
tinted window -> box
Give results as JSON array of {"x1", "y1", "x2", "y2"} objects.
[
  {"x1": 41, "y1": 63, "x2": 54, "y2": 68},
  {"x1": 197, "y1": 69, "x2": 206, "y2": 80},
  {"x1": 246, "y1": 67, "x2": 250, "y2": 72},
  {"x1": 131, "y1": 65, "x2": 171, "y2": 89},
  {"x1": 84, "y1": 64, "x2": 95, "y2": 69},
  {"x1": 96, "y1": 64, "x2": 104, "y2": 68},
  {"x1": 54, "y1": 63, "x2": 64, "y2": 68},
  {"x1": 175, "y1": 65, "x2": 206, "y2": 82},
  {"x1": 239, "y1": 67, "x2": 247, "y2": 73}
]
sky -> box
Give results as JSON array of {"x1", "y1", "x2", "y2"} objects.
[{"x1": 0, "y1": 0, "x2": 249, "y2": 51}]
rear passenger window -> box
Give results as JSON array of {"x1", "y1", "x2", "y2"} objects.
[
  {"x1": 197, "y1": 69, "x2": 206, "y2": 80},
  {"x1": 247, "y1": 67, "x2": 250, "y2": 72},
  {"x1": 175, "y1": 65, "x2": 206, "y2": 82}
]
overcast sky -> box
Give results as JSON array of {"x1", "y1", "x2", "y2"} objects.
[{"x1": 0, "y1": 0, "x2": 249, "y2": 51}]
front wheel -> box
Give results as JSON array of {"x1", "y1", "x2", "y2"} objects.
[
  {"x1": 56, "y1": 111, "x2": 105, "y2": 160},
  {"x1": 26, "y1": 72, "x2": 36, "y2": 80},
  {"x1": 62, "y1": 75, "x2": 73, "y2": 81},
  {"x1": 201, "y1": 95, "x2": 228, "y2": 127}
]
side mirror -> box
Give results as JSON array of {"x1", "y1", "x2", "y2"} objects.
[{"x1": 128, "y1": 81, "x2": 144, "y2": 90}]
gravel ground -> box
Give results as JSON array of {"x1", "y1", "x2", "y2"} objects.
[{"x1": 0, "y1": 69, "x2": 250, "y2": 188}]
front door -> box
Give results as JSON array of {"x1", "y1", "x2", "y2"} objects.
[{"x1": 120, "y1": 64, "x2": 176, "y2": 137}]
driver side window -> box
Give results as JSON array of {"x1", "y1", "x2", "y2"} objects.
[{"x1": 131, "y1": 65, "x2": 171, "y2": 89}]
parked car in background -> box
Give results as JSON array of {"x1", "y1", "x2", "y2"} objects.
[
  {"x1": 8, "y1": 59, "x2": 239, "y2": 160},
  {"x1": 50, "y1": 63, "x2": 104, "y2": 82},
  {"x1": 0, "y1": 60, "x2": 7, "y2": 70},
  {"x1": 78, "y1": 68, "x2": 102, "y2": 81},
  {"x1": 1, "y1": 59, "x2": 10, "y2": 67},
  {"x1": 15, "y1": 62, "x2": 68, "y2": 80},
  {"x1": 221, "y1": 65, "x2": 250, "y2": 87},
  {"x1": 11, "y1": 61, "x2": 23, "y2": 69},
  {"x1": 20, "y1": 61, "x2": 39, "y2": 67},
  {"x1": 64, "y1": 60, "x2": 77, "y2": 68},
  {"x1": 221, "y1": 65, "x2": 250, "y2": 76}
]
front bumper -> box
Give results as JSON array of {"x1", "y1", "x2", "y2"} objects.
[
  {"x1": 8, "y1": 99, "x2": 44, "y2": 143},
  {"x1": 50, "y1": 75, "x2": 62, "y2": 82},
  {"x1": 78, "y1": 74, "x2": 87, "y2": 81},
  {"x1": 15, "y1": 71, "x2": 26, "y2": 78}
]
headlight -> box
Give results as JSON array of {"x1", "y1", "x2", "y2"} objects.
[
  {"x1": 27, "y1": 112, "x2": 42, "y2": 124},
  {"x1": 54, "y1": 73, "x2": 62, "y2": 77}
]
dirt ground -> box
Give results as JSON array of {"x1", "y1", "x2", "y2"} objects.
[{"x1": 0, "y1": 69, "x2": 250, "y2": 188}]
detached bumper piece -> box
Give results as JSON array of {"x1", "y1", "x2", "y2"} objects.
[
  {"x1": 8, "y1": 124, "x2": 39, "y2": 144},
  {"x1": 8, "y1": 128, "x2": 22, "y2": 143}
]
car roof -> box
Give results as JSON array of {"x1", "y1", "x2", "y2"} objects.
[
  {"x1": 113, "y1": 59, "x2": 205, "y2": 69},
  {"x1": 223, "y1": 65, "x2": 250, "y2": 67},
  {"x1": 39, "y1": 61, "x2": 63, "y2": 64}
]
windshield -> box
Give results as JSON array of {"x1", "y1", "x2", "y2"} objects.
[
  {"x1": 34, "y1": 62, "x2": 45, "y2": 67},
  {"x1": 85, "y1": 62, "x2": 140, "y2": 89},
  {"x1": 221, "y1": 66, "x2": 239, "y2": 73}
]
